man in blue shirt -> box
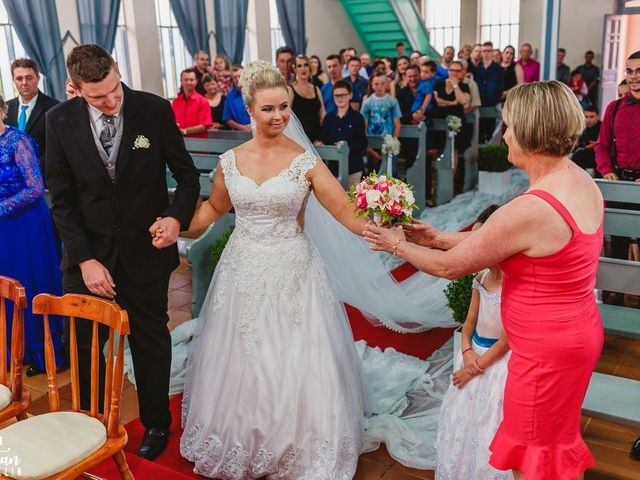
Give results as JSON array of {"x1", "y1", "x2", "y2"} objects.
[
  {"x1": 223, "y1": 66, "x2": 251, "y2": 131},
  {"x1": 474, "y1": 41, "x2": 505, "y2": 142},
  {"x1": 344, "y1": 57, "x2": 368, "y2": 110},
  {"x1": 321, "y1": 54, "x2": 344, "y2": 114}
]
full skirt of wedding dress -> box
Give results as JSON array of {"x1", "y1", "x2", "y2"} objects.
[{"x1": 180, "y1": 233, "x2": 366, "y2": 479}]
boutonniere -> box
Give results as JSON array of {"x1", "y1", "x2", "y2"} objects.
[{"x1": 133, "y1": 135, "x2": 150, "y2": 150}]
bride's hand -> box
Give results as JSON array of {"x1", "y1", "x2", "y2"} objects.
[
  {"x1": 402, "y1": 219, "x2": 440, "y2": 248},
  {"x1": 363, "y1": 222, "x2": 406, "y2": 254}
]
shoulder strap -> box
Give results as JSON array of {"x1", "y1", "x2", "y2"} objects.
[
  {"x1": 290, "y1": 151, "x2": 318, "y2": 184},
  {"x1": 526, "y1": 190, "x2": 579, "y2": 234},
  {"x1": 219, "y1": 149, "x2": 237, "y2": 180}
]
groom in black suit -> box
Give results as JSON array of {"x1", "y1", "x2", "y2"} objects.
[{"x1": 46, "y1": 44, "x2": 200, "y2": 460}]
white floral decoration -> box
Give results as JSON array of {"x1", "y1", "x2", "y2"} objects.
[
  {"x1": 381, "y1": 134, "x2": 401, "y2": 156},
  {"x1": 446, "y1": 115, "x2": 462, "y2": 133},
  {"x1": 239, "y1": 60, "x2": 281, "y2": 90},
  {"x1": 133, "y1": 134, "x2": 150, "y2": 149}
]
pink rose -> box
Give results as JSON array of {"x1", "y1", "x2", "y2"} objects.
[
  {"x1": 355, "y1": 193, "x2": 368, "y2": 209},
  {"x1": 375, "y1": 181, "x2": 389, "y2": 193},
  {"x1": 386, "y1": 200, "x2": 403, "y2": 216}
]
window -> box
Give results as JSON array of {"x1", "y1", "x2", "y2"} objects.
[
  {"x1": 423, "y1": 0, "x2": 461, "y2": 55},
  {"x1": 155, "y1": 0, "x2": 191, "y2": 99},
  {"x1": 112, "y1": 6, "x2": 132, "y2": 86},
  {"x1": 478, "y1": 0, "x2": 520, "y2": 50},
  {"x1": 0, "y1": 3, "x2": 26, "y2": 100},
  {"x1": 243, "y1": 0, "x2": 257, "y2": 66},
  {"x1": 269, "y1": 0, "x2": 285, "y2": 63}
]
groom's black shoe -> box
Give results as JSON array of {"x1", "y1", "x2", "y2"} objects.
[
  {"x1": 631, "y1": 436, "x2": 640, "y2": 461},
  {"x1": 138, "y1": 428, "x2": 169, "y2": 460}
]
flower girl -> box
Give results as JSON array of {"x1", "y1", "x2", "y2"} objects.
[{"x1": 435, "y1": 205, "x2": 512, "y2": 480}]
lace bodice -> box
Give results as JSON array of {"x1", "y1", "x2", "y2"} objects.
[
  {"x1": 0, "y1": 126, "x2": 43, "y2": 217},
  {"x1": 220, "y1": 149, "x2": 318, "y2": 240},
  {"x1": 214, "y1": 149, "x2": 332, "y2": 352}
]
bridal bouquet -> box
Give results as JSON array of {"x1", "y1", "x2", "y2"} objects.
[{"x1": 348, "y1": 172, "x2": 417, "y2": 225}]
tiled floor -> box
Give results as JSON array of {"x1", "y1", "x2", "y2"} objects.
[{"x1": 23, "y1": 259, "x2": 640, "y2": 479}]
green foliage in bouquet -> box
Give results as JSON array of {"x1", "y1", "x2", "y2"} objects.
[
  {"x1": 444, "y1": 274, "x2": 475, "y2": 324},
  {"x1": 478, "y1": 144, "x2": 511, "y2": 172},
  {"x1": 208, "y1": 227, "x2": 234, "y2": 272}
]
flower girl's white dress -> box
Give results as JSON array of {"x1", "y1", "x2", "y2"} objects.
[
  {"x1": 435, "y1": 271, "x2": 511, "y2": 480},
  {"x1": 180, "y1": 150, "x2": 366, "y2": 479}
]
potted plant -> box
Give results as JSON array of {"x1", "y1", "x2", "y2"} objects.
[
  {"x1": 444, "y1": 274, "x2": 475, "y2": 369},
  {"x1": 478, "y1": 144, "x2": 512, "y2": 195}
]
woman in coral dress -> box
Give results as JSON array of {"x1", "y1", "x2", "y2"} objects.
[{"x1": 366, "y1": 81, "x2": 604, "y2": 480}]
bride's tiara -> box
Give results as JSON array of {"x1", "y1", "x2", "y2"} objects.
[{"x1": 239, "y1": 60, "x2": 281, "y2": 89}]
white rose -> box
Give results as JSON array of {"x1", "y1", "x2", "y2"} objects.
[
  {"x1": 366, "y1": 189, "x2": 383, "y2": 206},
  {"x1": 404, "y1": 190, "x2": 415, "y2": 204},
  {"x1": 388, "y1": 184, "x2": 402, "y2": 202}
]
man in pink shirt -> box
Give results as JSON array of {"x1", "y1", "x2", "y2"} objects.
[
  {"x1": 516, "y1": 43, "x2": 540, "y2": 83},
  {"x1": 171, "y1": 69, "x2": 212, "y2": 138}
]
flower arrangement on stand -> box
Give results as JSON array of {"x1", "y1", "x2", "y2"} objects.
[
  {"x1": 348, "y1": 172, "x2": 417, "y2": 225},
  {"x1": 446, "y1": 115, "x2": 462, "y2": 169},
  {"x1": 380, "y1": 135, "x2": 401, "y2": 176}
]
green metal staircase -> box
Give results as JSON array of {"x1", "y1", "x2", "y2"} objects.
[{"x1": 339, "y1": 0, "x2": 439, "y2": 59}]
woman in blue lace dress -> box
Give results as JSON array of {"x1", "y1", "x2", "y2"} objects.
[{"x1": 0, "y1": 96, "x2": 65, "y2": 375}]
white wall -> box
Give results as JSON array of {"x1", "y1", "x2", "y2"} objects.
[{"x1": 305, "y1": 0, "x2": 364, "y2": 60}]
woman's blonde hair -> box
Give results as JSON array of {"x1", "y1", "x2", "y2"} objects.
[
  {"x1": 239, "y1": 60, "x2": 288, "y2": 108},
  {"x1": 502, "y1": 80, "x2": 585, "y2": 157}
]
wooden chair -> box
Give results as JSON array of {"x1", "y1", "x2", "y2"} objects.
[
  {"x1": 0, "y1": 294, "x2": 133, "y2": 480},
  {"x1": 0, "y1": 276, "x2": 30, "y2": 424}
]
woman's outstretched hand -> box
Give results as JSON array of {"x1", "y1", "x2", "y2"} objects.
[
  {"x1": 402, "y1": 219, "x2": 440, "y2": 248},
  {"x1": 362, "y1": 221, "x2": 406, "y2": 254}
]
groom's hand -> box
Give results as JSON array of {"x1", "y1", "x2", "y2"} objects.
[
  {"x1": 79, "y1": 259, "x2": 116, "y2": 298},
  {"x1": 149, "y1": 216, "x2": 181, "y2": 249}
]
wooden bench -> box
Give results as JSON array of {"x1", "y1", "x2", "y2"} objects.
[
  {"x1": 367, "y1": 123, "x2": 427, "y2": 213},
  {"x1": 582, "y1": 179, "x2": 640, "y2": 427}
]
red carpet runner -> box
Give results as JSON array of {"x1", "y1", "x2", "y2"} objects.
[{"x1": 90, "y1": 261, "x2": 456, "y2": 478}]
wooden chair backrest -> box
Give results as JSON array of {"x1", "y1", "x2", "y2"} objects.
[
  {"x1": 32, "y1": 293, "x2": 130, "y2": 438},
  {"x1": 0, "y1": 276, "x2": 26, "y2": 400}
]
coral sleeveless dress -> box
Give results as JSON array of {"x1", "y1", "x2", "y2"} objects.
[{"x1": 489, "y1": 190, "x2": 604, "y2": 479}]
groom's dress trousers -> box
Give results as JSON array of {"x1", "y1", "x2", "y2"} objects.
[{"x1": 46, "y1": 85, "x2": 200, "y2": 429}]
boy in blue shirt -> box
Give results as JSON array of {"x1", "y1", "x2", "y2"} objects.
[{"x1": 412, "y1": 61, "x2": 437, "y2": 119}]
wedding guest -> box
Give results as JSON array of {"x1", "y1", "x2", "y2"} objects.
[
  {"x1": 458, "y1": 44, "x2": 472, "y2": 61},
  {"x1": 321, "y1": 54, "x2": 344, "y2": 114},
  {"x1": 435, "y1": 205, "x2": 511, "y2": 480},
  {"x1": 223, "y1": 65, "x2": 251, "y2": 131},
  {"x1": 309, "y1": 54, "x2": 328, "y2": 87},
  {"x1": 366, "y1": 80, "x2": 603, "y2": 480},
  {"x1": 572, "y1": 105, "x2": 600, "y2": 175},
  {"x1": 360, "y1": 52, "x2": 373, "y2": 78},
  {"x1": 393, "y1": 55, "x2": 410, "y2": 92},
  {"x1": 433, "y1": 61, "x2": 471, "y2": 152},
  {"x1": 289, "y1": 54, "x2": 325, "y2": 143},
  {"x1": 492, "y1": 48, "x2": 503, "y2": 64},
  {"x1": 577, "y1": 50, "x2": 600, "y2": 106},
  {"x1": 5, "y1": 58, "x2": 59, "y2": 179},
  {"x1": 0, "y1": 95, "x2": 65, "y2": 376},
  {"x1": 190, "y1": 50, "x2": 210, "y2": 95},
  {"x1": 319, "y1": 80, "x2": 367, "y2": 185},
  {"x1": 501, "y1": 45, "x2": 524, "y2": 96},
  {"x1": 441, "y1": 46, "x2": 455, "y2": 70},
  {"x1": 475, "y1": 42, "x2": 505, "y2": 142},
  {"x1": 517, "y1": 43, "x2": 540, "y2": 83},
  {"x1": 344, "y1": 56, "x2": 368, "y2": 110},
  {"x1": 557, "y1": 48, "x2": 571, "y2": 85},
  {"x1": 171, "y1": 69, "x2": 212, "y2": 138},
  {"x1": 569, "y1": 69, "x2": 589, "y2": 106},
  {"x1": 412, "y1": 61, "x2": 437, "y2": 118},
  {"x1": 410, "y1": 51, "x2": 422, "y2": 66},
  {"x1": 276, "y1": 46, "x2": 295, "y2": 84},
  {"x1": 618, "y1": 79, "x2": 629, "y2": 97},
  {"x1": 468, "y1": 43, "x2": 482, "y2": 76},
  {"x1": 212, "y1": 54, "x2": 232, "y2": 95},
  {"x1": 201, "y1": 74, "x2": 226, "y2": 130}
]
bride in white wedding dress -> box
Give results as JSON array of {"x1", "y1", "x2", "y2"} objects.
[{"x1": 179, "y1": 62, "x2": 372, "y2": 479}]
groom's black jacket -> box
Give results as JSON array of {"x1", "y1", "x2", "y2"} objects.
[{"x1": 46, "y1": 84, "x2": 200, "y2": 283}]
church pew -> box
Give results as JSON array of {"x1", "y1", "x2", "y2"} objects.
[
  {"x1": 462, "y1": 109, "x2": 480, "y2": 193},
  {"x1": 207, "y1": 129, "x2": 252, "y2": 141},
  {"x1": 367, "y1": 123, "x2": 427, "y2": 214},
  {"x1": 583, "y1": 181, "x2": 640, "y2": 427},
  {"x1": 431, "y1": 118, "x2": 455, "y2": 206},
  {"x1": 478, "y1": 106, "x2": 503, "y2": 145}
]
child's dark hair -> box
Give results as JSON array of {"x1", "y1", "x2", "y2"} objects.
[
  {"x1": 332, "y1": 80, "x2": 352, "y2": 94},
  {"x1": 475, "y1": 204, "x2": 500, "y2": 224},
  {"x1": 421, "y1": 60, "x2": 437, "y2": 72}
]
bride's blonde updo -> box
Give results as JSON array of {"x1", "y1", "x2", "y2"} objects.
[{"x1": 239, "y1": 60, "x2": 288, "y2": 108}]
